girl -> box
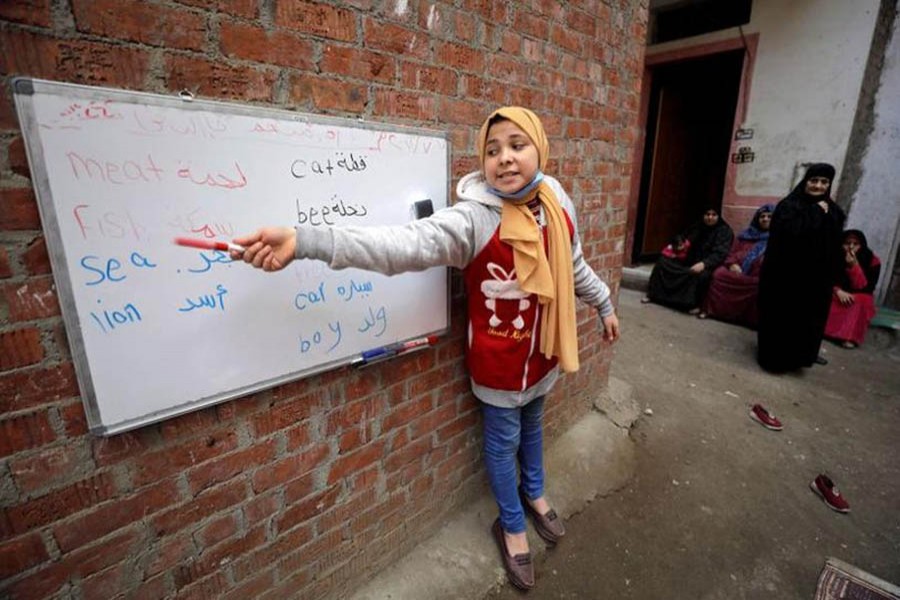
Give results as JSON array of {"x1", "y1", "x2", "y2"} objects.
[
  {"x1": 231, "y1": 107, "x2": 619, "y2": 590},
  {"x1": 757, "y1": 163, "x2": 846, "y2": 372},
  {"x1": 825, "y1": 229, "x2": 881, "y2": 348}
]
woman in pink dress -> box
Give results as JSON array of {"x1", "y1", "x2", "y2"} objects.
[
  {"x1": 825, "y1": 229, "x2": 881, "y2": 348},
  {"x1": 699, "y1": 204, "x2": 773, "y2": 327}
]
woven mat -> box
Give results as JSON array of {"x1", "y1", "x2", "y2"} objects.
[{"x1": 814, "y1": 558, "x2": 900, "y2": 600}]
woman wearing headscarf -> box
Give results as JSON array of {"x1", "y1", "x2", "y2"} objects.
[
  {"x1": 643, "y1": 208, "x2": 734, "y2": 312},
  {"x1": 757, "y1": 163, "x2": 846, "y2": 372},
  {"x1": 699, "y1": 204, "x2": 773, "y2": 327},
  {"x1": 825, "y1": 229, "x2": 881, "y2": 348}
]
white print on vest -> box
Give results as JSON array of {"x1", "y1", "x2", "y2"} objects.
[{"x1": 481, "y1": 263, "x2": 531, "y2": 330}]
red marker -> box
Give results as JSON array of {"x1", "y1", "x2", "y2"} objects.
[
  {"x1": 397, "y1": 335, "x2": 439, "y2": 353},
  {"x1": 174, "y1": 237, "x2": 245, "y2": 254}
]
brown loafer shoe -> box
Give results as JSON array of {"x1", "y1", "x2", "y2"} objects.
[
  {"x1": 520, "y1": 489, "x2": 565, "y2": 545},
  {"x1": 491, "y1": 518, "x2": 534, "y2": 590}
]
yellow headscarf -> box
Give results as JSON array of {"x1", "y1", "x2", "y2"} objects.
[{"x1": 477, "y1": 107, "x2": 579, "y2": 372}]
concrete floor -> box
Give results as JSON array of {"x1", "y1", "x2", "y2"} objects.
[{"x1": 487, "y1": 288, "x2": 900, "y2": 600}]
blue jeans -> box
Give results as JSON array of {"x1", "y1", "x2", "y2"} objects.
[{"x1": 482, "y1": 397, "x2": 545, "y2": 533}]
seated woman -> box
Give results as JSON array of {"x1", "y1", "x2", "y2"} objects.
[
  {"x1": 643, "y1": 208, "x2": 734, "y2": 312},
  {"x1": 825, "y1": 229, "x2": 881, "y2": 348},
  {"x1": 699, "y1": 204, "x2": 773, "y2": 327}
]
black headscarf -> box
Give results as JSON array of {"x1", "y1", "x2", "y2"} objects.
[
  {"x1": 757, "y1": 162, "x2": 846, "y2": 371},
  {"x1": 686, "y1": 208, "x2": 733, "y2": 267},
  {"x1": 837, "y1": 229, "x2": 881, "y2": 294},
  {"x1": 786, "y1": 162, "x2": 836, "y2": 201},
  {"x1": 842, "y1": 229, "x2": 874, "y2": 271}
]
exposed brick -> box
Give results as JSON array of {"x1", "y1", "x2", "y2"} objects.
[
  {"x1": 242, "y1": 491, "x2": 280, "y2": 524},
  {"x1": 145, "y1": 533, "x2": 193, "y2": 578},
  {"x1": 407, "y1": 364, "x2": 459, "y2": 398},
  {"x1": 0, "y1": 30, "x2": 151, "y2": 89},
  {"x1": 4, "y1": 559, "x2": 70, "y2": 599},
  {"x1": 229, "y1": 524, "x2": 311, "y2": 583},
  {"x1": 186, "y1": 439, "x2": 277, "y2": 495},
  {"x1": 158, "y1": 407, "x2": 219, "y2": 441},
  {"x1": 0, "y1": 532, "x2": 49, "y2": 579},
  {"x1": 438, "y1": 97, "x2": 487, "y2": 126},
  {"x1": 363, "y1": 18, "x2": 430, "y2": 60},
  {"x1": 175, "y1": 0, "x2": 257, "y2": 18},
  {"x1": 222, "y1": 569, "x2": 277, "y2": 600},
  {"x1": 4, "y1": 472, "x2": 117, "y2": 535},
  {"x1": 314, "y1": 487, "x2": 376, "y2": 535},
  {"x1": 400, "y1": 63, "x2": 458, "y2": 96},
  {"x1": 551, "y1": 24, "x2": 584, "y2": 55},
  {"x1": 325, "y1": 396, "x2": 381, "y2": 434},
  {"x1": 487, "y1": 54, "x2": 528, "y2": 85},
  {"x1": 0, "y1": 410, "x2": 56, "y2": 458},
  {"x1": 8, "y1": 443, "x2": 82, "y2": 495},
  {"x1": 131, "y1": 573, "x2": 170, "y2": 600},
  {"x1": 276, "y1": 484, "x2": 341, "y2": 533},
  {"x1": 250, "y1": 388, "x2": 328, "y2": 438},
  {"x1": 220, "y1": 21, "x2": 316, "y2": 70},
  {"x1": 326, "y1": 439, "x2": 386, "y2": 484},
  {"x1": 71, "y1": 0, "x2": 206, "y2": 51},
  {"x1": 151, "y1": 479, "x2": 247, "y2": 537},
  {"x1": 515, "y1": 10, "x2": 550, "y2": 40},
  {"x1": 21, "y1": 236, "x2": 50, "y2": 275},
  {"x1": 454, "y1": 11, "x2": 477, "y2": 42},
  {"x1": 381, "y1": 395, "x2": 432, "y2": 432},
  {"x1": 283, "y1": 472, "x2": 316, "y2": 504},
  {"x1": 1, "y1": 277, "x2": 60, "y2": 321},
  {"x1": 0, "y1": 327, "x2": 43, "y2": 370},
  {"x1": 250, "y1": 442, "x2": 330, "y2": 494},
  {"x1": 385, "y1": 435, "x2": 432, "y2": 473},
  {"x1": 436, "y1": 408, "x2": 479, "y2": 443},
  {"x1": 285, "y1": 422, "x2": 312, "y2": 451},
  {"x1": 174, "y1": 525, "x2": 266, "y2": 589},
  {"x1": 436, "y1": 41, "x2": 485, "y2": 72},
  {"x1": 175, "y1": 569, "x2": 231, "y2": 599},
  {"x1": 409, "y1": 401, "x2": 457, "y2": 441},
  {"x1": 0, "y1": 0, "x2": 52, "y2": 27},
  {"x1": 321, "y1": 45, "x2": 394, "y2": 84},
  {"x1": 373, "y1": 90, "x2": 436, "y2": 121},
  {"x1": 455, "y1": 0, "x2": 497, "y2": 23},
  {"x1": 165, "y1": 55, "x2": 277, "y2": 103},
  {"x1": 0, "y1": 188, "x2": 41, "y2": 231},
  {"x1": 275, "y1": 1, "x2": 357, "y2": 42},
  {"x1": 0, "y1": 247, "x2": 12, "y2": 278},
  {"x1": 80, "y1": 562, "x2": 128, "y2": 600},
  {"x1": 131, "y1": 429, "x2": 238, "y2": 486},
  {"x1": 291, "y1": 75, "x2": 367, "y2": 114},
  {"x1": 8, "y1": 137, "x2": 29, "y2": 177},
  {"x1": 194, "y1": 512, "x2": 239, "y2": 549},
  {"x1": 60, "y1": 399, "x2": 89, "y2": 436},
  {"x1": 53, "y1": 479, "x2": 179, "y2": 552},
  {"x1": 0, "y1": 363, "x2": 79, "y2": 413}
]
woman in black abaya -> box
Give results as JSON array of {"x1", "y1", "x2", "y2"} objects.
[
  {"x1": 644, "y1": 208, "x2": 733, "y2": 312},
  {"x1": 757, "y1": 163, "x2": 846, "y2": 372}
]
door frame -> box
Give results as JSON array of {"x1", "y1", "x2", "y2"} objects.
[{"x1": 625, "y1": 33, "x2": 760, "y2": 265}]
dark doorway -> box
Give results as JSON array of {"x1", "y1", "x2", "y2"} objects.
[{"x1": 633, "y1": 50, "x2": 744, "y2": 262}]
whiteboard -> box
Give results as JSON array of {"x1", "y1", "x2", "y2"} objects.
[{"x1": 13, "y1": 78, "x2": 450, "y2": 436}]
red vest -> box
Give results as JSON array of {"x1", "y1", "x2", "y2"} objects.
[{"x1": 463, "y1": 210, "x2": 575, "y2": 392}]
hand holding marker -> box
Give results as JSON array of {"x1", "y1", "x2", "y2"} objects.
[{"x1": 174, "y1": 237, "x2": 246, "y2": 254}]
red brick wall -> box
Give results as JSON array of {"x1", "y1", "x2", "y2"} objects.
[{"x1": 0, "y1": 1, "x2": 646, "y2": 598}]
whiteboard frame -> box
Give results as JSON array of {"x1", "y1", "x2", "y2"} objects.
[{"x1": 13, "y1": 77, "x2": 451, "y2": 436}]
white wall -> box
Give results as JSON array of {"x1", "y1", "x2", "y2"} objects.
[
  {"x1": 846, "y1": 8, "x2": 900, "y2": 303},
  {"x1": 647, "y1": 0, "x2": 880, "y2": 197}
]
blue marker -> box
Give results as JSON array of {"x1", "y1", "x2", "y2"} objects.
[{"x1": 360, "y1": 344, "x2": 400, "y2": 361}]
